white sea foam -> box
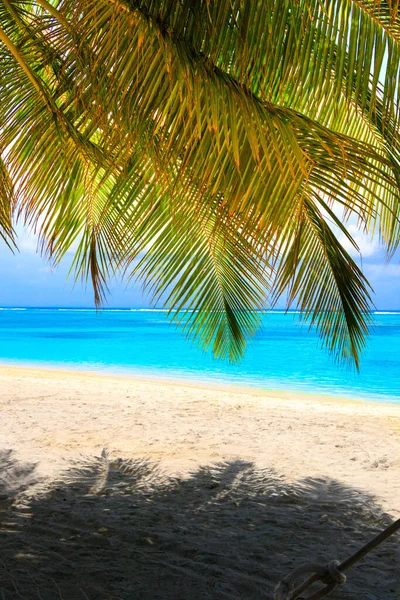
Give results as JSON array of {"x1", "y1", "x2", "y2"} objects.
[
  {"x1": 0, "y1": 308, "x2": 26, "y2": 311},
  {"x1": 130, "y1": 308, "x2": 167, "y2": 312},
  {"x1": 57, "y1": 308, "x2": 132, "y2": 312},
  {"x1": 57, "y1": 309, "x2": 95, "y2": 312},
  {"x1": 374, "y1": 311, "x2": 400, "y2": 315}
]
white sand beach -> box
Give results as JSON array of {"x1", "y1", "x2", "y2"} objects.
[{"x1": 1, "y1": 365, "x2": 399, "y2": 599}]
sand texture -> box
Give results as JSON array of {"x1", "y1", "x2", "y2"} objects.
[{"x1": 0, "y1": 365, "x2": 399, "y2": 599}]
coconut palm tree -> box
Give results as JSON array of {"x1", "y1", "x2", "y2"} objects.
[{"x1": 0, "y1": 0, "x2": 399, "y2": 366}]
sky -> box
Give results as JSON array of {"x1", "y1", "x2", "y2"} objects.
[{"x1": 0, "y1": 223, "x2": 399, "y2": 309}]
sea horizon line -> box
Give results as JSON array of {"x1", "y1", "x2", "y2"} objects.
[{"x1": 0, "y1": 307, "x2": 400, "y2": 313}]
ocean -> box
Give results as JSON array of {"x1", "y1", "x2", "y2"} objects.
[{"x1": 0, "y1": 308, "x2": 399, "y2": 404}]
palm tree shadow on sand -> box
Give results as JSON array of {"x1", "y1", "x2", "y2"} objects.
[{"x1": 0, "y1": 449, "x2": 398, "y2": 600}]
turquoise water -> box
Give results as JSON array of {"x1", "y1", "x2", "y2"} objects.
[{"x1": 0, "y1": 308, "x2": 399, "y2": 403}]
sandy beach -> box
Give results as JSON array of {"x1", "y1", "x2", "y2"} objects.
[{"x1": 1, "y1": 365, "x2": 399, "y2": 599}]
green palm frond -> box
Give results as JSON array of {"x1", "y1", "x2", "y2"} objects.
[
  {"x1": 353, "y1": 1, "x2": 400, "y2": 41},
  {"x1": 271, "y1": 192, "x2": 373, "y2": 368},
  {"x1": 127, "y1": 187, "x2": 271, "y2": 362},
  {"x1": 69, "y1": 0, "x2": 400, "y2": 244},
  {"x1": 1, "y1": 0, "x2": 400, "y2": 366},
  {"x1": 0, "y1": 155, "x2": 15, "y2": 247}
]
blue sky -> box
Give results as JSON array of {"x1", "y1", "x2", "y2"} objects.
[{"x1": 0, "y1": 224, "x2": 399, "y2": 309}]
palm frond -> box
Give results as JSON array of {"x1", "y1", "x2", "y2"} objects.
[
  {"x1": 0, "y1": 155, "x2": 15, "y2": 247},
  {"x1": 66, "y1": 0, "x2": 400, "y2": 248},
  {"x1": 353, "y1": 1, "x2": 400, "y2": 42},
  {"x1": 271, "y1": 193, "x2": 373, "y2": 368},
  {"x1": 128, "y1": 190, "x2": 270, "y2": 362}
]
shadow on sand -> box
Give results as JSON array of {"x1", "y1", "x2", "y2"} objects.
[{"x1": 0, "y1": 449, "x2": 398, "y2": 599}]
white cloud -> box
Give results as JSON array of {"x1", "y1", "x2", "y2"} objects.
[
  {"x1": 365, "y1": 263, "x2": 400, "y2": 278},
  {"x1": 337, "y1": 224, "x2": 380, "y2": 259},
  {"x1": 14, "y1": 224, "x2": 81, "y2": 256},
  {"x1": 18, "y1": 233, "x2": 39, "y2": 253},
  {"x1": 321, "y1": 203, "x2": 381, "y2": 259},
  {"x1": 13, "y1": 223, "x2": 39, "y2": 254}
]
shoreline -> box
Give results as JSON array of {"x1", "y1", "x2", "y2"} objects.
[{"x1": 1, "y1": 361, "x2": 400, "y2": 409}]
